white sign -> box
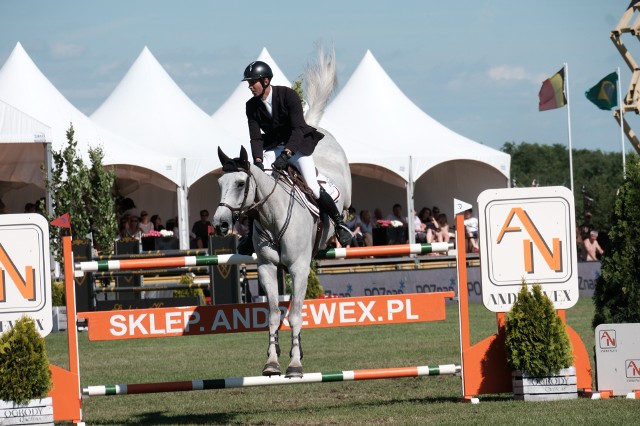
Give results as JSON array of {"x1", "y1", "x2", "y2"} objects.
[
  {"x1": 595, "y1": 323, "x2": 640, "y2": 396},
  {"x1": 0, "y1": 214, "x2": 52, "y2": 336},
  {"x1": 478, "y1": 187, "x2": 578, "y2": 312}
]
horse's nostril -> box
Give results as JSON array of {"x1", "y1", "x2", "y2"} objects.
[{"x1": 218, "y1": 222, "x2": 229, "y2": 235}]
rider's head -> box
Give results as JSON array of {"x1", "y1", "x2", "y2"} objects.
[{"x1": 242, "y1": 61, "x2": 273, "y2": 98}]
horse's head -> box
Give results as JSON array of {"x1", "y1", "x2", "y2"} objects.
[{"x1": 212, "y1": 146, "x2": 255, "y2": 236}]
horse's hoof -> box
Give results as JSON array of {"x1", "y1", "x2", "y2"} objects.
[
  {"x1": 262, "y1": 362, "x2": 281, "y2": 376},
  {"x1": 285, "y1": 366, "x2": 303, "y2": 378}
]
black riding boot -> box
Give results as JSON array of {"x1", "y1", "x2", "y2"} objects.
[
  {"x1": 317, "y1": 187, "x2": 353, "y2": 247},
  {"x1": 237, "y1": 217, "x2": 254, "y2": 255}
]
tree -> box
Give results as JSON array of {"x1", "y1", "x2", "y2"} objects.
[
  {"x1": 45, "y1": 124, "x2": 118, "y2": 259},
  {"x1": 592, "y1": 154, "x2": 640, "y2": 327}
]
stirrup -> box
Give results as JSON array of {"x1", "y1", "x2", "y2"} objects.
[{"x1": 335, "y1": 223, "x2": 353, "y2": 247}]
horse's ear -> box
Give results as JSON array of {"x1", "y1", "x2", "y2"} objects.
[
  {"x1": 240, "y1": 146, "x2": 248, "y2": 162},
  {"x1": 218, "y1": 146, "x2": 230, "y2": 165}
]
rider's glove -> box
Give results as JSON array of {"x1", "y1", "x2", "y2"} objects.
[
  {"x1": 273, "y1": 150, "x2": 292, "y2": 171},
  {"x1": 254, "y1": 160, "x2": 264, "y2": 171}
]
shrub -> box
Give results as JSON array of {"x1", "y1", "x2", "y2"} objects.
[
  {"x1": 0, "y1": 317, "x2": 52, "y2": 404},
  {"x1": 285, "y1": 264, "x2": 324, "y2": 299},
  {"x1": 593, "y1": 155, "x2": 640, "y2": 327},
  {"x1": 505, "y1": 283, "x2": 573, "y2": 377},
  {"x1": 52, "y1": 281, "x2": 66, "y2": 306}
]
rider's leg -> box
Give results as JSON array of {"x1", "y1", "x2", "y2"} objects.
[{"x1": 291, "y1": 154, "x2": 353, "y2": 247}]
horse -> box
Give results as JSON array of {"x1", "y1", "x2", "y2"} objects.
[{"x1": 212, "y1": 48, "x2": 351, "y2": 378}]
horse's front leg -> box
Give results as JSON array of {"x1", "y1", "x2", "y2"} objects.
[
  {"x1": 285, "y1": 262, "x2": 310, "y2": 378},
  {"x1": 258, "y1": 263, "x2": 282, "y2": 376}
]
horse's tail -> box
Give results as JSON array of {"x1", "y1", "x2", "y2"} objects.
[{"x1": 303, "y1": 44, "x2": 337, "y2": 127}]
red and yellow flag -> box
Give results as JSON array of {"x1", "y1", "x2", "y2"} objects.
[{"x1": 538, "y1": 67, "x2": 567, "y2": 111}]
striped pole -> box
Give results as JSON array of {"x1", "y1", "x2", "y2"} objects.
[
  {"x1": 76, "y1": 253, "x2": 257, "y2": 273},
  {"x1": 76, "y1": 243, "x2": 452, "y2": 273},
  {"x1": 316, "y1": 242, "x2": 452, "y2": 260},
  {"x1": 93, "y1": 283, "x2": 210, "y2": 293},
  {"x1": 83, "y1": 364, "x2": 460, "y2": 396}
]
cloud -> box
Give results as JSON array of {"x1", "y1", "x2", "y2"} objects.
[
  {"x1": 487, "y1": 65, "x2": 547, "y2": 85},
  {"x1": 49, "y1": 42, "x2": 85, "y2": 59}
]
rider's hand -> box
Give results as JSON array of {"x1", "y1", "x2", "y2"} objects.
[
  {"x1": 254, "y1": 160, "x2": 264, "y2": 171},
  {"x1": 272, "y1": 151, "x2": 292, "y2": 171}
]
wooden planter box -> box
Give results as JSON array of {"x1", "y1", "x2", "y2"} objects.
[
  {"x1": 512, "y1": 366, "x2": 577, "y2": 401},
  {"x1": 141, "y1": 236, "x2": 179, "y2": 251},
  {"x1": 0, "y1": 397, "x2": 53, "y2": 425}
]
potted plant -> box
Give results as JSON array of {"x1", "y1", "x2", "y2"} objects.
[
  {"x1": 51, "y1": 280, "x2": 67, "y2": 332},
  {"x1": 0, "y1": 317, "x2": 54, "y2": 424},
  {"x1": 505, "y1": 282, "x2": 576, "y2": 401}
]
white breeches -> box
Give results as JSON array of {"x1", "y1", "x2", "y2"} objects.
[{"x1": 264, "y1": 146, "x2": 320, "y2": 198}]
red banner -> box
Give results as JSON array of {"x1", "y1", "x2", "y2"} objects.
[{"x1": 78, "y1": 292, "x2": 454, "y2": 341}]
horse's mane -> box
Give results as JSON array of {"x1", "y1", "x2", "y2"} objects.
[{"x1": 303, "y1": 44, "x2": 337, "y2": 127}]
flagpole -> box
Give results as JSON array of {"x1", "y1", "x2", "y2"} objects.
[
  {"x1": 618, "y1": 67, "x2": 626, "y2": 178},
  {"x1": 564, "y1": 63, "x2": 575, "y2": 195}
]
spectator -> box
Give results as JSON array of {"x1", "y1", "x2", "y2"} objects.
[
  {"x1": 345, "y1": 206, "x2": 363, "y2": 247},
  {"x1": 373, "y1": 208, "x2": 385, "y2": 222},
  {"x1": 127, "y1": 215, "x2": 143, "y2": 239},
  {"x1": 435, "y1": 213, "x2": 451, "y2": 244},
  {"x1": 463, "y1": 208, "x2": 479, "y2": 253},
  {"x1": 24, "y1": 202, "x2": 36, "y2": 213},
  {"x1": 150, "y1": 214, "x2": 165, "y2": 231},
  {"x1": 386, "y1": 203, "x2": 407, "y2": 227},
  {"x1": 121, "y1": 197, "x2": 140, "y2": 219},
  {"x1": 166, "y1": 217, "x2": 179, "y2": 237},
  {"x1": 583, "y1": 230, "x2": 604, "y2": 261},
  {"x1": 412, "y1": 209, "x2": 427, "y2": 243},
  {"x1": 192, "y1": 209, "x2": 212, "y2": 248},
  {"x1": 138, "y1": 211, "x2": 154, "y2": 234},
  {"x1": 359, "y1": 210, "x2": 374, "y2": 247}
]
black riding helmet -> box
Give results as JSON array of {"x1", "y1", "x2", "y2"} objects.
[
  {"x1": 243, "y1": 61, "x2": 273, "y2": 97},
  {"x1": 242, "y1": 61, "x2": 273, "y2": 81}
]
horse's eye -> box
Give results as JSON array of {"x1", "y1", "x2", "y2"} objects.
[{"x1": 237, "y1": 181, "x2": 245, "y2": 189}]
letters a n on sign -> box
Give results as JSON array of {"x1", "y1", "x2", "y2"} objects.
[
  {"x1": 0, "y1": 214, "x2": 52, "y2": 336},
  {"x1": 478, "y1": 187, "x2": 578, "y2": 313}
]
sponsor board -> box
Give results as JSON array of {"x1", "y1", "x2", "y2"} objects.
[
  {"x1": 595, "y1": 323, "x2": 640, "y2": 395},
  {"x1": 478, "y1": 187, "x2": 579, "y2": 312},
  {"x1": 78, "y1": 292, "x2": 454, "y2": 341},
  {"x1": 0, "y1": 214, "x2": 52, "y2": 336}
]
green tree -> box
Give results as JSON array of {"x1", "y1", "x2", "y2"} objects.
[
  {"x1": 592, "y1": 154, "x2": 640, "y2": 327},
  {"x1": 45, "y1": 124, "x2": 118, "y2": 259}
]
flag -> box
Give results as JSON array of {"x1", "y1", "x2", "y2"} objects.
[
  {"x1": 51, "y1": 213, "x2": 71, "y2": 228},
  {"x1": 585, "y1": 72, "x2": 618, "y2": 111},
  {"x1": 538, "y1": 67, "x2": 567, "y2": 111}
]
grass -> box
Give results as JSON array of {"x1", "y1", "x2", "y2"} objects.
[{"x1": 46, "y1": 298, "x2": 638, "y2": 425}]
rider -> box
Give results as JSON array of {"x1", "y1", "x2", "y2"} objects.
[{"x1": 237, "y1": 60, "x2": 353, "y2": 255}]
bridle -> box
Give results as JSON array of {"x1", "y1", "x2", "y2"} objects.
[{"x1": 217, "y1": 167, "x2": 279, "y2": 226}]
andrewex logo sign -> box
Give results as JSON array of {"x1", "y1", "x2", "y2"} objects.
[
  {"x1": 0, "y1": 214, "x2": 52, "y2": 336},
  {"x1": 478, "y1": 187, "x2": 578, "y2": 313}
]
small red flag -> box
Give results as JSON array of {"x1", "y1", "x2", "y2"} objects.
[{"x1": 51, "y1": 213, "x2": 71, "y2": 228}]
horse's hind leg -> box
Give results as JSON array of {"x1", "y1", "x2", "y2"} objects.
[
  {"x1": 258, "y1": 263, "x2": 282, "y2": 376},
  {"x1": 285, "y1": 263, "x2": 310, "y2": 378}
]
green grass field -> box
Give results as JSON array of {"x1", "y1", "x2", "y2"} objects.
[{"x1": 46, "y1": 298, "x2": 639, "y2": 425}]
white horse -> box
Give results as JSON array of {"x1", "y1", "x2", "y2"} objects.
[{"x1": 212, "y1": 49, "x2": 351, "y2": 378}]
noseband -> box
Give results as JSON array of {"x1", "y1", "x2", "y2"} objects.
[{"x1": 217, "y1": 168, "x2": 279, "y2": 225}]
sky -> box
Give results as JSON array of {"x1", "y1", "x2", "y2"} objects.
[{"x1": 0, "y1": 1, "x2": 636, "y2": 153}]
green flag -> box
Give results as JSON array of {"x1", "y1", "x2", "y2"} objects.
[{"x1": 585, "y1": 72, "x2": 618, "y2": 110}]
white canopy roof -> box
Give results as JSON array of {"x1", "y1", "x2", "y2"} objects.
[
  {"x1": 91, "y1": 46, "x2": 243, "y2": 187},
  {"x1": 211, "y1": 47, "x2": 291, "y2": 146},
  {"x1": 320, "y1": 50, "x2": 510, "y2": 187},
  {"x1": 0, "y1": 42, "x2": 178, "y2": 192}
]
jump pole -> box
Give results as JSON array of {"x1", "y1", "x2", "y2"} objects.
[
  {"x1": 75, "y1": 242, "x2": 453, "y2": 273},
  {"x1": 83, "y1": 364, "x2": 460, "y2": 396}
]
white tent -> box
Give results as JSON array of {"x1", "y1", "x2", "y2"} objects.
[
  {"x1": 0, "y1": 98, "x2": 52, "y2": 212},
  {"x1": 91, "y1": 46, "x2": 245, "y2": 247},
  {"x1": 0, "y1": 43, "x2": 178, "y2": 216},
  {"x1": 320, "y1": 50, "x2": 511, "y2": 236}
]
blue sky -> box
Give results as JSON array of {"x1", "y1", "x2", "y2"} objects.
[{"x1": 0, "y1": 1, "x2": 634, "y2": 153}]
